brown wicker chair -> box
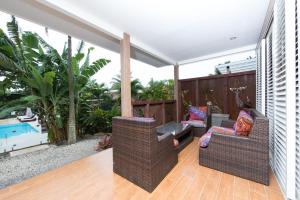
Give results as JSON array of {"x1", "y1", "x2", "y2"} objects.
[
  {"x1": 186, "y1": 105, "x2": 218, "y2": 137},
  {"x1": 112, "y1": 117, "x2": 178, "y2": 192},
  {"x1": 199, "y1": 109, "x2": 269, "y2": 185}
]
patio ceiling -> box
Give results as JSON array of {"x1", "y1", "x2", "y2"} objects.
[{"x1": 1, "y1": 0, "x2": 270, "y2": 67}]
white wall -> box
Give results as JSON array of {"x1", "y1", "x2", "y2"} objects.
[{"x1": 179, "y1": 51, "x2": 256, "y2": 79}]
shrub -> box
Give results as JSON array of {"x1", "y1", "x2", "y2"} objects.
[{"x1": 82, "y1": 105, "x2": 120, "y2": 134}]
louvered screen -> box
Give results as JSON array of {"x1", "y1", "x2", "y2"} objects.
[
  {"x1": 295, "y1": 0, "x2": 300, "y2": 198},
  {"x1": 273, "y1": 0, "x2": 287, "y2": 193},
  {"x1": 266, "y1": 29, "x2": 275, "y2": 169},
  {"x1": 256, "y1": 45, "x2": 262, "y2": 112}
]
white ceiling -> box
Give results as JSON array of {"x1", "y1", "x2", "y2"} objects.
[{"x1": 1, "y1": 0, "x2": 270, "y2": 67}]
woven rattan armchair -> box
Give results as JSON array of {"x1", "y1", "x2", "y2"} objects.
[
  {"x1": 186, "y1": 105, "x2": 218, "y2": 137},
  {"x1": 112, "y1": 117, "x2": 178, "y2": 192},
  {"x1": 199, "y1": 109, "x2": 269, "y2": 185}
]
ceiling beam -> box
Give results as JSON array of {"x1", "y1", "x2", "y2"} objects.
[
  {"x1": 36, "y1": 0, "x2": 176, "y2": 66},
  {"x1": 0, "y1": 0, "x2": 174, "y2": 67}
]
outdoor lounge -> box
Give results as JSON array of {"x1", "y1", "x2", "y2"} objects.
[
  {"x1": 199, "y1": 109, "x2": 269, "y2": 185},
  {"x1": 1, "y1": 0, "x2": 299, "y2": 199},
  {"x1": 112, "y1": 116, "x2": 178, "y2": 192}
]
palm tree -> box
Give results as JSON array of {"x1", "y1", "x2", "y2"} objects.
[
  {"x1": 67, "y1": 35, "x2": 76, "y2": 144},
  {"x1": 111, "y1": 75, "x2": 144, "y2": 102},
  {"x1": 141, "y1": 79, "x2": 174, "y2": 100},
  {"x1": 81, "y1": 81, "x2": 113, "y2": 109}
]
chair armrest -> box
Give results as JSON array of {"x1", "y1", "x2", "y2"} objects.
[
  {"x1": 210, "y1": 132, "x2": 251, "y2": 150},
  {"x1": 155, "y1": 132, "x2": 175, "y2": 155},
  {"x1": 209, "y1": 132, "x2": 267, "y2": 153},
  {"x1": 211, "y1": 131, "x2": 248, "y2": 143},
  {"x1": 221, "y1": 119, "x2": 236, "y2": 128},
  {"x1": 157, "y1": 132, "x2": 173, "y2": 142}
]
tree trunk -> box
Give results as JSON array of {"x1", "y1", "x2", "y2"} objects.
[{"x1": 67, "y1": 35, "x2": 76, "y2": 144}]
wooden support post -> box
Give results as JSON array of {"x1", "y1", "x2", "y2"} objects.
[
  {"x1": 224, "y1": 78, "x2": 229, "y2": 114},
  {"x1": 162, "y1": 102, "x2": 166, "y2": 124},
  {"x1": 178, "y1": 81, "x2": 182, "y2": 121},
  {"x1": 195, "y1": 80, "x2": 199, "y2": 106},
  {"x1": 174, "y1": 65, "x2": 180, "y2": 122},
  {"x1": 145, "y1": 103, "x2": 150, "y2": 118},
  {"x1": 120, "y1": 33, "x2": 132, "y2": 117}
]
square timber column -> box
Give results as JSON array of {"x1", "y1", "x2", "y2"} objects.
[
  {"x1": 174, "y1": 64, "x2": 180, "y2": 122},
  {"x1": 120, "y1": 33, "x2": 132, "y2": 117}
]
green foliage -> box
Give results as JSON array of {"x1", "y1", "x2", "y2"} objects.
[
  {"x1": 141, "y1": 79, "x2": 174, "y2": 100},
  {"x1": 76, "y1": 80, "x2": 117, "y2": 136},
  {"x1": 80, "y1": 80, "x2": 114, "y2": 111},
  {"x1": 111, "y1": 75, "x2": 144, "y2": 102},
  {"x1": 0, "y1": 16, "x2": 110, "y2": 143},
  {"x1": 82, "y1": 105, "x2": 120, "y2": 134},
  {"x1": 0, "y1": 95, "x2": 41, "y2": 118},
  {"x1": 81, "y1": 58, "x2": 110, "y2": 78}
]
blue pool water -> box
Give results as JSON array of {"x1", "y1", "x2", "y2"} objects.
[{"x1": 0, "y1": 123, "x2": 38, "y2": 139}]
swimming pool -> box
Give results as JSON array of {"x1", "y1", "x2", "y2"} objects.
[
  {"x1": 0, "y1": 120, "x2": 48, "y2": 153},
  {"x1": 0, "y1": 123, "x2": 38, "y2": 139}
]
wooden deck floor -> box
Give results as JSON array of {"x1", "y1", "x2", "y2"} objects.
[{"x1": 0, "y1": 139, "x2": 284, "y2": 200}]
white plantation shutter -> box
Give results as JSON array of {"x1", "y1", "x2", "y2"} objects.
[
  {"x1": 261, "y1": 40, "x2": 266, "y2": 116},
  {"x1": 266, "y1": 28, "x2": 275, "y2": 169},
  {"x1": 273, "y1": 0, "x2": 297, "y2": 198},
  {"x1": 273, "y1": 0, "x2": 287, "y2": 193},
  {"x1": 285, "y1": 0, "x2": 297, "y2": 198},
  {"x1": 257, "y1": 1, "x2": 297, "y2": 198},
  {"x1": 256, "y1": 46, "x2": 262, "y2": 112},
  {"x1": 296, "y1": 0, "x2": 300, "y2": 198},
  {"x1": 256, "y1": 41, "x2": 266, "y2": 114}
]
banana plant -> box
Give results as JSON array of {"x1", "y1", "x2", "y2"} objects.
[{"x1": 0, "y1": 16, "x2": 111, "y2": 143}]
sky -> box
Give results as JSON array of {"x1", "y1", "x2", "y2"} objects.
[{"x1": 0, "y1": 11, "x2": 255, "y2": 87}]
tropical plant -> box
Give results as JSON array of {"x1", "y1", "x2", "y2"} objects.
[
  {"x1": 0, "y1": 17, "x2": 65, "y2": 142},
  {"x1": 140, "y1": 79, "x2": 174, "y2": 100},
  {"x1": 0, "y1": 16, "x2": 110, "y2": 143},
  {"x1": 76, "y1": 79, "x2": 120, "y2": 136},
  {"x1": 82, "y1": 104, "x2": 120, "y2": 134},
  {"x1": 80, "y1": 80, "x2": 114, "y2": 111},
  {"x1": 82, "y1": 108, "x2": 111, "y2": 134},
  {"x1": 111, "y1": 75, "x2": 144, "y2": 102}
]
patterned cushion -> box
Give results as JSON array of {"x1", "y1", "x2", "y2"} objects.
[
  {"x1": 199, "y1": 106, "x2": 208, "y2": 114},
  {"x1": 234, "y1": 110, "x2": 254, "y2": 136},
  {"x1": 233, "y1": 110, "x2": 250, "y2": 129},
  {"x1": 189, "y1": 106, "x2": 207, "y2": 120},
  {"x1": 199, "y1": 126, "x2": 235, "y2": 148},
  {"x1": 181, "y1": 120, "x2": 206, "y2": 128}
]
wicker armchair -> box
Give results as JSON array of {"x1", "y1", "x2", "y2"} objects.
[
  {"x1": 199, "y1": 109, "x2": 269, "y2": 185},
  {"x1": 186, "y1": 105, "x2": 217, "y2": 137},
  {"x1": 112, "y1": 117, "x2": 178, "y2": 192}
]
